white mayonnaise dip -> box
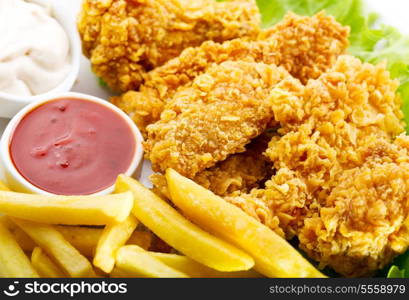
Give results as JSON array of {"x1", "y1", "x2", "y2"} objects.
[{"x1": 0, "y1": 0, "x2": 71, "y2": 96}]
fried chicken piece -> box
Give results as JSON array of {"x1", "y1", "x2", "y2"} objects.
[
  {"x1": 112, "y1": 11, "x2": 349, "y2": 134},
  {"x1": 150, "y1": 173, "x2": 171, "y2": 200},
  {"x1": 192, "y1": 133, "x2": 273, "y2": 196},
  {"x1": 78, "y1": 0, "x2": 260, "y2": 92},
  {"x1": 226, "y1": 55, "x2": 407, "y2": 276},
  {"x1": 144, "y1": 61, "x2": 301, "y2": 178},
  {"x1": 151, "y1": 150, "x2": 270, "y2": 198},
  {"x1": 300, "y1": 135, "x2": 409, "y2": 277},
  {"x1": 150, "y1": 133, "x2": 273, "y2": 201}
]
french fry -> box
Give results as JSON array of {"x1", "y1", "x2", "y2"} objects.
[
  {"x1": 0, "y1": 221, "x2": 38, "y2": 278},
  {"x1": 31, "y1": 247, "x2": 66, "y2": 278},
  {"x1": 56, "y1": 226, "x2": 152, "y2": 257},
  {"x1": 110, "y1": 267, "x2": 132, "y2": 278},
  {"x1": 11, "y1": 218, "x2": 95, "y2": 278},
  {"x1": 0, "y1": 216, "x2": 37, "y2": 252},
  {"x1": 0, "y1": 191, "x2": 134, "y2": 225},
  {"x1": 93, "y1": 268, "x2": 108, "y2": 278},
  {"x1": 2, "y1": 217, "x2": 101, "y2": 256},
  {"x1": 8, "y1": 224, "x2": 153, "y2": 258},
  {"x1": 94, "y1": 215, "x2": 138, "y2": 273},
  {"x1": 151, "y1": 252, "x2": 263, "y2": 278},
  {"x1": 166, "y1": 168, "x2": 325, "y2": 278},
  {"x1": 11, "y1": 226, "x2": 37, "y2": 252},
  {"x1": 116, "y1": 175, "x2": 255, "y2": 272},
  {"x1": 126, "y1": 231, "x2": 153, "y2": 250},
  {"x1": 0, "y1": 180, "x2": 10, "y2": 191},
  {"x1": 116, "y1": 245, "x2": 188, "y2": 278},
  {"x1": 54, "y1": 225, "x2": 103, "y2": 257}
]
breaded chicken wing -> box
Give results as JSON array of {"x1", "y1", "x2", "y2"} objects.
[
  {"x1": 78, "y1": 0, "x2": 260, "y2": 92},
  {"x1": 112, "y1": 11, "x2": 349, "y2": 134},
  {"x1": 226, "y1": 55, "x2": 407, "y2": 276},
  {"x1": 143, "y1": 61, "x2": 301, "y2": 178}
]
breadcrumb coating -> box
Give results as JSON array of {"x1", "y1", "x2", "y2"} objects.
[
  {"x1": 192, "y1": 133, "x2": 273, "y2": 196},
  {"x1": 143, "y1": 61, "x2": 300, "y2": 178},
  {"x1": 112, "y1": 11, "x2": 349, "y2": 135},
  {"x1": 150, "y1": 173, "x2": 171, "y2": 200},
  {"x1": 226, "y1": 55, "x2": 407, "y2": 276},
  {"x1": 300, "y1": 136, "x2": 409, "y2": 277},
  {"x1": 150, "y1": 133, "x2": 273, "y2": 202},
  {"x1": 78, "y1": 0, "x2": 261, "y2": 92}
]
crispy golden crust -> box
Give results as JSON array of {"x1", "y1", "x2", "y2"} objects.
[
  {"x1": 300, "y1": 136, "x2": 409, "y2": 277},
  {"x1": 78, "y1": 0, "x2": 261, "y2": 92},
  {"x1": 150, "y1": 134, "x2": 272, "y2": 201},
  {"x1": 143, "y1": 61, "x2": 299, "y2": 178},
  {"x1": 259, "y1": 11, "x2": 349, "y2": 84},
  {"x1": 112, "y1": 11, "x2": 349, "y2": 134},
  {"x1": 225, "y1": 189, "x2": 287, "y2": 238},
  {"x1": 192, "y1": 133, "x2": 273, "y2": 196},
  {"x1": 227, "y1": 55, "x2": 407, "y2": 276},
  {"x1": 149, "y1": 173, "x2": 171, "y2": 200}
]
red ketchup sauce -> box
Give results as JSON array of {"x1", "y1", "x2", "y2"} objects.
[{"x1": 10, "y1": 98, "x2": 136, "y2": 195}]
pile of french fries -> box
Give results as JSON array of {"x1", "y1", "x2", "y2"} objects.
[{"x1": 0, "y1": 170, "x2": 324, "y2": 278}]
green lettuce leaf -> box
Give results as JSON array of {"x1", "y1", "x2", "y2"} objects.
[
  {"x1": 256, "y1": 0, "x2": 409, "y2": 128},
  {"x1": 386, "y1": 248, "x2": 409, "y2": 278},
  {"x1": 387, "y1": 266, "x2": 405, "y2": 278}
]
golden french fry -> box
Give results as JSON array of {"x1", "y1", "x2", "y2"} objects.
[
  {"x1": 93, "y1": 268, "x2": 108, "y2": 278},
  {"x1": 116, "y1": 175, "x2": 254, "y2": 272},
  {"x1": 110, "y1": 267, "x2": 132, "y2": 278},
  {"x1": 2, "y1": 217, "x2": 101, "y2": 256},
  {"x1": 11, "y1": 218, "x2": 95, "y2": 278},
  {"x1": 126, "y1": 231, "x2": 153, "y2": 250},
  {"x1": 31, "y1": 247, "x2": 66, "y2": 278},
  {"x1": 116, "y1": 245, "x2": 188, "y2": 278},
  {"x1": 94, "y1": 215, "x2": 138, "y2": 273},
  {"x1": 0, "y1": 221, "x2": 38, "y2": 278},
  {"x1": 151, "y1": 252, "x2": 263, "y2": 278},
  {"x1": 166, "y1": 169, "x2": 325, "y2": 278},
  {"x1": 0, "y1": 191, "x2": 133, "y2": 225},
  {"x1": 55, "y1": 225, "x2": 102, "y2": 257},
  {"x1": 1, "y1": 209, "x2": 149, "y2": 258},
  {"x1": 19, "y1": 225, "x2": 152, "y2": 258},
  {"x1": 0, "y1": 216, "x2": 37, "y2": 252},
  {"x1": 56, "y1": 226, "x2": 152, "y2": 258},
  {"x1": 12, "y1": 227, "x2": 37, "y2": 252},
  {"x1": 0, "y1": 181, "x2": 10, "y2": 191}
]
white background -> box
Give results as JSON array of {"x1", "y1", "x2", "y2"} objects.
[{"x1": 0, "y1": 0, "x2": 408, "y2": 184}]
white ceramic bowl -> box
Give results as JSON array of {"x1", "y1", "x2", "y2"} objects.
[
  {"x1": 0, "y1": 0, "x2": 81, "y2": 118},
  {"x1": 0, "y1": 92, "x2": 144, "y2": 195}
]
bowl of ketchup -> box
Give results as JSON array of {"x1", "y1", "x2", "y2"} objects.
[{"x1": 0, "y1": 92, "x2": 143, "y2": 195}]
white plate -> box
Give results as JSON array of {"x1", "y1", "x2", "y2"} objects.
[{"x1": 0, "y1": 0, "x2": 408, "y2": 185}]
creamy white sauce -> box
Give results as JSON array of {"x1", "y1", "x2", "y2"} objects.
[{"x1": 0, "y1": 0, "x2": 71, "y2": 96}]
